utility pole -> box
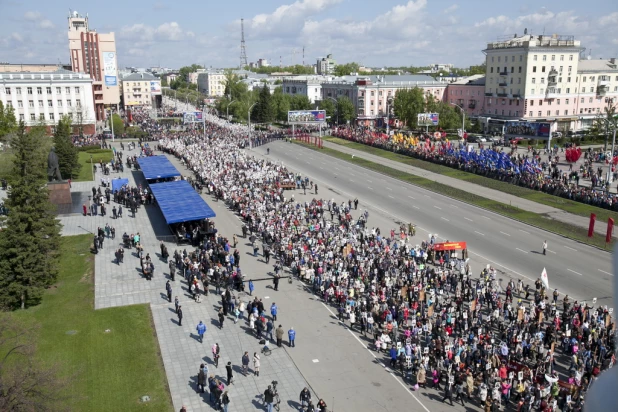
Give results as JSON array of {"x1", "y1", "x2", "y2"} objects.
[
  {"x1": 240, "y1": 18, "x2": 248, "y2": 69},
  {"x1": 248, "y1": 102, "x2": 258, "y2": 143},
  {"x1": 109, "y1": 108, "x2": 115, "y2": 142}
]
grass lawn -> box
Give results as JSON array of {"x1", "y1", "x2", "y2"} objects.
[
  {"x1": 12, "y1": 235, "x2": 172, "y2": 411},
  {"x1": 75, "y1": 149, "x2": 114, "y2": 182},
  {"x1": 322, "y1": 136, "x2": 618, "y2": 225},
  {"x1": 295, "y1": 140, "x2": 613, "y2": 249}
]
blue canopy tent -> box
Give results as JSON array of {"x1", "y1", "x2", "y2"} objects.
[
  {"x1": 149, "y1": 180, "x2": 216, "y2": 224},
  {"x1": 136, "y1": 155, "x2": 181, "y2": 181},
  {"x1": 111, "y1": 178, "x2": 129, "y2": 193}
]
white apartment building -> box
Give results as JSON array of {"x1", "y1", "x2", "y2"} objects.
[
  {"x1": 317, "y1": 54, "x2": 336, "y2": 75},
  {"x1": 482, "y1": 32, "x2": 618, "y2": 133},
  {"x1": 121, "y1": 72, "x2": 159, "y2": 107},
  {"x1": 281, "y1": 76, "x2": 323, "y2": 104},
  {"x1": 0, "y1": 69, "x2": 96, "y2": 134},
  {"x1": 197, "y1": 72, "x2": 226, "y2": 97}
]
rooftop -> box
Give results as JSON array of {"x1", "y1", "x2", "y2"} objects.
[
  {"x1": 450, "y1": 74, "x2": 486, "y2": 86},
  {"x1": 122, "y1": 72, "x2": 157, "y2": 81},
  {"x1": 577, "y1": 58, "x2": 618, "y2": 73},
  {"x1": 485, "y1": 33, "x2": 582, "y2": 51},
  {"x1": 0, "y1": 68, "x2": 92, "y2": 81}
]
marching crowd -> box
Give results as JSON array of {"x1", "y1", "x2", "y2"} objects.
[
  {"x1": 332, "y1": 127, "x2": 618, "y2": 212},
  {"x1": 149, "y1": 112, "x2": 617, "y2": 412}
]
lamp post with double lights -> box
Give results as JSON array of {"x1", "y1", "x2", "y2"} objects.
[{"x1": 449, "y1": 102, "x2": 466, "y2": 139}]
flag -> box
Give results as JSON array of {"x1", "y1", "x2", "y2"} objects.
[
  {"x1": 541, "y1": 267, "x2": 549, "y2": 290},
  {"x1": 607, "y1": 218, "x2": 614, "y2": 243}
]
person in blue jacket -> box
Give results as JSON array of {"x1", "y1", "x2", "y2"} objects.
[
  {"x1": 249, "y1": 280, "x2": 254, "y2": 296},
  {"x1": 196, "y1": 320, "x2": 207, "y2": 343},
  {"x1": 270, "y1": 303, "x2": 278, "y2": 321},
  {"x1": 288, "y1": 327, "x2": 296, "y2": 347},
  {"x1": 389, "y1": 345, "x2": 398, "y2": 368}
]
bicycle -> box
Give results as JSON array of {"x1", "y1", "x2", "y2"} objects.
[{"x1": 260, "y1": 340, "x2": 272, "y2": 356}]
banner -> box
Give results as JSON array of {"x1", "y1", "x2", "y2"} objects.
[
  {"x1": 288, "y1": 110, "x2": 326, "y2": 124},
  {"x1": 589, "y1": 213, "x2": 596, "y2": 238},
  {"x1": 607, "y1": 218, "x2": 614, "y2": 243},
  {"x1": 150, "y1": 81, "x2": 162, "y2": 95},
  {"x1": 103, "y1": 52, "x2": 117, "y2": 86},
  {"x1": 432, "y1": 241, "x2": 467, "y2": 251},
  {"x1": 418, "y1": 113, "x2": 439, "y2": 127},
  {"x1": 541, "y1": 267, "x2": 549, "y2": 290},
  {"x1": 183, "y1": 111, "x2": 203, "y2": 124},
  {"x1": 504, "y1": 121, "x2": 551, "y2": 138}
]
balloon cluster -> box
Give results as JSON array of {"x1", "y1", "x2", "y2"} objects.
[{"x1": 565, "y1": 146, "x2": 582, "y2": 163}]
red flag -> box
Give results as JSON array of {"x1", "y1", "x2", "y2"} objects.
[
  {"x1": 607, "y1": 218, "x2": 614, "y2": 243},
  {"x1": 588, "y1": 213, "x2": 596, "y2": 238}
]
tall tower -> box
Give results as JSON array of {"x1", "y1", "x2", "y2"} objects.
[{"x1": 240, "y1": 18, "x2": 248, "y2": 69}]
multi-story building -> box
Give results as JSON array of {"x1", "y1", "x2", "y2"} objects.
[
  {"x1": 480, "y1": 32, "x2": 618, "y2": 133},
  {"x1": 0, "y1": 63, "x2": 73, "y2": 73},
  {"x1": 443, "y1": 75, "x2": 487, "y2": 118},
  {"x1": 258, "y1": 59, "x2": 269, "y2": 68},
  {"x1": 281, "y1": 76, "x2": 323, "y2": 104},
  {"x1": 162, "y1": 72, "x2": 179, "y2": 85},
  {"x1": 0, "y1": 69, "x2": 96, "y2": 134},
  {"x1": 197, "y1": 71, "x2": 226, "y2": 97},
  {"x1": 67, "y1": 11, "x2": 120, "y2": 121},
  {"x1": 121, "y1": 72, "x2": 160, "y2": 107},
  {"x1": 317, "y1": 54, "x2": 336, "y2": 75}
]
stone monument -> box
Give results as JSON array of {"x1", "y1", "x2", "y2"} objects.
[
  {"x1": 47, "y1": 147, "x2": 63, "y2": 182},
  {"x1": 46, "y1": 147, "x2": 72, "y2": 207}
]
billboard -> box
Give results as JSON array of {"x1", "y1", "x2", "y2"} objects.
[
  {"x1": 288, "y1": 110, "x2": 326, "y2": 124},
  {"x1": 150, "y1": 81, "x2": 161, "y2": 95},
  {"x1": 504, "y1": 121, "x2": 551, "y2": 138},
  {"x1": 183, "y1": 111, "x2": 203, "y2": 124},
  {"x1": 418, "y1": 113, "x2": 439, "y2": 127},
  {"x1": 103, "y1": 52, "x2": 117, "y2": 87}
]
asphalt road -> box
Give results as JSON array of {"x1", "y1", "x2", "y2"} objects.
[{"x1": 253, "y1": 140, "x2": 615, "y2": 310}]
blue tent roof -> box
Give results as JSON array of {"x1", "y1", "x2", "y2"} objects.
[
  {"x1": 149, "y1": 180, "x2": 216, "y2": 224},
  {"x1": 112, "y1": 178, "x2": 129, "y2": 193},
  {"x1": 137, "y1": 155, "x2": 181, "y2": 180}
]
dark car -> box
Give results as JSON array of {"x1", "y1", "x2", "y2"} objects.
[{"x1": 466, "y1": 135, "x2": 479, "y2": 143}]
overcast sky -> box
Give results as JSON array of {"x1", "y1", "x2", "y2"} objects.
[{"x1": 1, "y1": 0, "x2": 617, "y2": 70}]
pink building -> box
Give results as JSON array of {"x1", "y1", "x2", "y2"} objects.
[{"x1": 443, "y1": 75, "x2": 486, "y2": 118}]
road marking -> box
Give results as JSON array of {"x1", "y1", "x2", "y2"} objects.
[
  {"x1": 312, "y1": 359, "x2": 320, "y2": 363},
  {"x1": 386, "y1": 187, "x2": 393, "y2": 191},
  {"x1": 500, "y1": 231, "x2": 511, "y2": 237},
  {"x1": 564, "y1": 246, "x2": 578, "y2": 252},
  {"x1": 474, "y1": 231, "x2": 485, "y2": 236},
  {"x1": 349, "y1": 179, "x2": 354, "y2": 183},
  {"x1": 424, "y1": 195, "x2": 431, "y2": 198},
  {"x1": 434, "y1": 206, "x2": 442, "y2": 210},
  {"x1": 368, "y1": 187, "x2": 373, "y2": 190},
  {"x1": 516, "y1": 248, "x2": 528, "y2": 254},
  {"x1": 367, "y1": 180, "x2": 373, "y2": 183},
  {"x1": 413, "y1": 206, "x2": 420, "y2": 209},
  {"x1": 335, "y1": 167, "x2": 340, "y2": 170},
  {"x1": 482, "y1": 216, "x2": 491, "y2": 220},
  {"x1": 598, "y1": 269, "x2": 614, "y2": 276},
  {"x1": 441, "y1": 217, "x2": 450, "y2": 222},
  {"x1": 319, "y1": 302, "x2": 431, "y2": 412},
  {"x1": 567, "y1": 269, "x2": 583, "y2": 276},
  {"x1": 450, "y1": 204, "x2": 458, "y2": 208},
  {"x1": 319, "y1": 167, "x2": 324, "y2": 170},
  {"x1": 408, "y1": 195, "x2": 416, "y2": 200},
  {"x1": 519, "y1": 229, "x2": 530, "y2": 234},
  {"x1": 547, "y1": 249, "x2": 556, "y2": 254},
  {"x1": 388, "y1": 195, "x2": 394, "y2": 199},
  {"x1": 464, "y1": 217, "x2": 473, "y2": 222}
]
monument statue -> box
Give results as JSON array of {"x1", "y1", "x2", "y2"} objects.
[{"x1": 47, "y1": 147, "x2": 63, "y2": 182}]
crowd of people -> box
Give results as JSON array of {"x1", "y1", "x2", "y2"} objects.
[
  {"x1": 332, "y1": 126, "x2": 618, "y2": 212},
  {"x1": 150, "y1": 112, "x2": 616, "y2": 412}
]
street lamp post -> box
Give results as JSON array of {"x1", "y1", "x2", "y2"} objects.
[
  {"x1": 449, "y1": 102, "x2": 465, "y2": 139},
  {"x1": 386, "y1": 96, "x2": 393, "y2": 136},
  {"x1": 227, "y1": 100, "x2": 236, "y2": 120},
  {"x1": 326, "y1": 96, "x2": 338, "y2": 125},
  {"x1": 248, "y1": 102, "x2": 258, "y2": 144},
  {"x1": 108, "y1": 108, "x2": 115, "y2": 142}
]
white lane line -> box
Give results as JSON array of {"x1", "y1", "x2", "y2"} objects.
[
  {"x1": 482, "y1": 216, "x2": 491, "y2": 220},
  {"x1": 450, "y1": 204, "x2": 458, "y2": 208},
  {"x1": 335, "y1": 167, "x2": 340, "y2": 170},
  {"x1": 474, "y1": 231, "x2": 485, "y2": 236},
  {"x1": 413, "y1": 205, "x2": 420, "y2": 209},
  {"x1": 568, "y1": 269, "x2": 583, "y2": 276},
  {"x1": 408, "y1": 195, "x2": 416, "y2": 200},
  {"x1": 547, "y1": 249, "x2": 556, "y2": 254},
  {"x1": 388, "y1": 195, "x2": 395, "y2": 199},
  {"x1": 441, "y1": 217, "x2": 450, "y2": 222},
  {"x1": 424, "y1": 195, "x2": 431, "y2": 198},
  {"x1": 519, "y1": 229, "x2": 530, "y2": 234},
  {"x1": 516, "y1": 248, "x2": 528, "y2": 254},
  {"x1": 368, "y1": 187, "x2": 373, "y2": 190},
  {"x1": 386, "y1": 187, "x2": 393, "y2": 191},
  {"x1": 320, "y1": 303, "x2": 431, "y2": 412},
  {"x1": 319, "y1": 166, "x2": 324, "y2": 170},
  {"x1": 598, "y1": 269, "x2": 614, "y2": 276},
  {"x1": 367, "y1": 180, "x2": 373, "y2": 183},
  {"x1": 349, "y1": 179, "x2": 355, "y2": 183},
  {"x1": 434, "y1": 206, "x2": 442, "y2": 210},
  {"x1": 500, "y1": 231, "x2": 511, "y2": 237},
  {"x1": 464, "y1": 217, "x2": 473, "y2": 222},
  {"x1": 564, "y1": 246, "x2": 578, "y2": 252}
]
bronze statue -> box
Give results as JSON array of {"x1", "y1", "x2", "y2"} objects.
[{"x1": 47, "y1": 147, "x2": 63, "y2": 182}]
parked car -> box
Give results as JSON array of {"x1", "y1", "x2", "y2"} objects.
[
  {"x1": 466, "y1": 135, "x2": 479, "y2": 143},
  {"x1": 509, "y1": 137, "x2": 523, "y2": 145}
]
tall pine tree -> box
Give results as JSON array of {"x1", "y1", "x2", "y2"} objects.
[
  {"x1": 0, "y1": 122, "x2": 61, "y2": 310},
  {"x1": 52, "y1": 115, "x2": 81, "y2": 180}
]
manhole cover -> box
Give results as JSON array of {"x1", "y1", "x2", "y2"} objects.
[
  {"x1": 66, "y1": 330, "x2": 77, "y2": 335},
  {"x1": 104, "y1": 329, "x2": 111, "y2": 333},
  {"x1": 140, "y1": 395, "x2": 151, "y2": 403}
]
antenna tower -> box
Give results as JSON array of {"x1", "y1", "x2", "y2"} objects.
[
  {"x1": 240, "y1": 18, "x2": 248, "y2": 69},
  {"x1": 303, "y1": 46, "x2": 305, "y2": 66}
]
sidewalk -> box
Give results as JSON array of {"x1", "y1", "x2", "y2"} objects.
[{"x1": 320, "y1": 140, "x2": 615, "y2": 238}]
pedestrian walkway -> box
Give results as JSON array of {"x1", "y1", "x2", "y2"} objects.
[
  {"x1": 320, "y1": 140, "x2": 615, "y2": 238},
  {"x1": 53, "y1": 144, "x2": 313, "y2": 412}
]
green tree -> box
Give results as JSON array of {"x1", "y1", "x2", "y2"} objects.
[
  {"x1": 334, "y1": 62, "x2": 360, "y2": 76},
  {"x1": 52, "y1": 116, "x2": 80, "y2": 179},
  {"x1": 0, "y1": 101, "x2": 18, "y2": 144},
  {"x1": 0, "y1": 122, "x2": 61, "y2": 310},
  {"x1": 318, "y1": 99, "x2": 336, "y2": 122},
  {"x1": 592, "y1": 103, "x2": 618, "y2": 150},
  {"x1": 336, "y1": 96, "x2": 356, "y2": 124},
  {"x1": 111, "y1": 114, "x2": 124, "y2": 135},
  {"x1": 270, "y1": 87, "x2": 291, "y2": 122},
  {"x1": 289, "y1": 95, "x2": 312, "y2": 111},
  {"x1": 252, "y1": 85, "x2": 274, "y2": 124},
  {"x1": 393, "y1": 87, "x2": 425, "y2": 128}
]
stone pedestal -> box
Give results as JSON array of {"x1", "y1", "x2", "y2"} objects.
[{"x1": 47, "y1": 181, "x2": 72, "y2": 205}]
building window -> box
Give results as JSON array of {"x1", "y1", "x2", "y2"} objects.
[
  {"x1": 543, "y1": 55, "x2": 547, "y2": 61},
  {"x1": 551, "y1": 55, "x2": 555, "y2": 61},
  {"x1": 47, "y1": 100, "x2": 52, "y2": 107},
  {"x1": 6, "y1": 102, "x2": 12, "y2": 108},
  {"x1": 19, "y1": 114, "x2": 24, "y2": 121},
  {"x1": 541, "y1": 78, "x2": 545, "y2": 84},
  {"x1": 65, "y1": 87, "x2": 70, "y2": 94},
  {"x1": 76, "y1": 99, "x2": 81, "y2": 107},
  {"x1": 498, "y1": 56, "x2": 501, "y2": 62},
  {"x1": 38, "y1": 100, "x2": 43, "y2": 107},
  {"x1": 27, "y1": 87, "x2": 32, "y2": 94},
  {"x1": 532, "y1": 78, "x2": 536, "y2": 84},
  {"x1": 56, "y1": 87, "x2": 61, "y2": 94},
  {"x1": 531, "y1": 89, "x2": 535, "y2": 94},
  {"x1": 581, "y1": 98, "x2": 584, "y2": 103},
  {"x1": 567, "y1": 77, "x2": 571, "y2": 82},
  {"x1": 39, "y1": 114, "x2": 44, "y2": 121},
  {"x1": 490, "y1": 67, "x2": 494, "y2": 73},
  {"x1": 30, "y1": 114, "x2": 35, "y2": 121},
  {"x1": 589, "y1": 97, "x2": 593, "y2": 103},
  {"x1": 57, "y1": 100, "x2": 63, "y2": 107},
  {"x1": 555, "y1": 110, "x2": 559, "y2": 116},
  {"x1": 564, "y1": 110, "x2": 568, "y2": 115},
  {"x1": 533, "y1": 55, "x2": 537, "y2": 61},
  {"x1": 67, "y1": 100, "x2": 72, "y2": 107},
  {"x1": 4, "y1": 87, "x2": 11, "y2": 95},
  {"x1": 583, "y1": 76, "x2": 587, "y2": 82},
  {"x1": 566, "y1": 98, "x2": 569, "y2": 104},
  {"x1": 569, "y1": 55, "x2": 573, "y2": 61},
  {"x1": 557, "y1": 99, "x2": 560, "y2": 104},
  {"x1": 538, "y1": 111, "x2": 542, "y2": 116},
  {"x1": 547, "y1": 111, "x2": 551, "y2": 116},
  {"x1": 46, "y1": 87, "x2": 52, "y2": 94},
  {"x1": 75, "y1": 87, "x2": 80, "y2": 94},
  {"x1": 591, "y1": 76, "x2": 595, "y2": 81},
  {"x1": 542, "y1": 66, "x2": 546, "y2": 72},
  {"x1": 49, "y1": 113, "x2": 54, "y2": 121},
  {"x1": 533, "y1": 66, "x2": 536, "y2": 73},
  {"x1": 37, "y1": 87, "x2": 42, "y2": 95},
  {"x1": 16, "y1": 87, "x2": 21, "y2": 94},
  {"x1": 590, "y1": 87, "x2": 594, "y2": 93},
  {"x1": 17, "y1": 100, "x2": 23, "y2": 108},
  {"x1": 28, "y1": 100, "x2": 34, "y2": 108},
  {"x1": 530, "y1": 100, "x2": 534, "y2": 106},
  {"x1": 518, "y1": 78, "x2": 521, "y2": 84},
  {"x1": 539, "y1": 100, "x2": 543, "y2": 106}
]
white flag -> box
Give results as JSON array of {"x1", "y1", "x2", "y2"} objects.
[{"x1": 541, "y1": 267, "x2": 549, "y2": 290}]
